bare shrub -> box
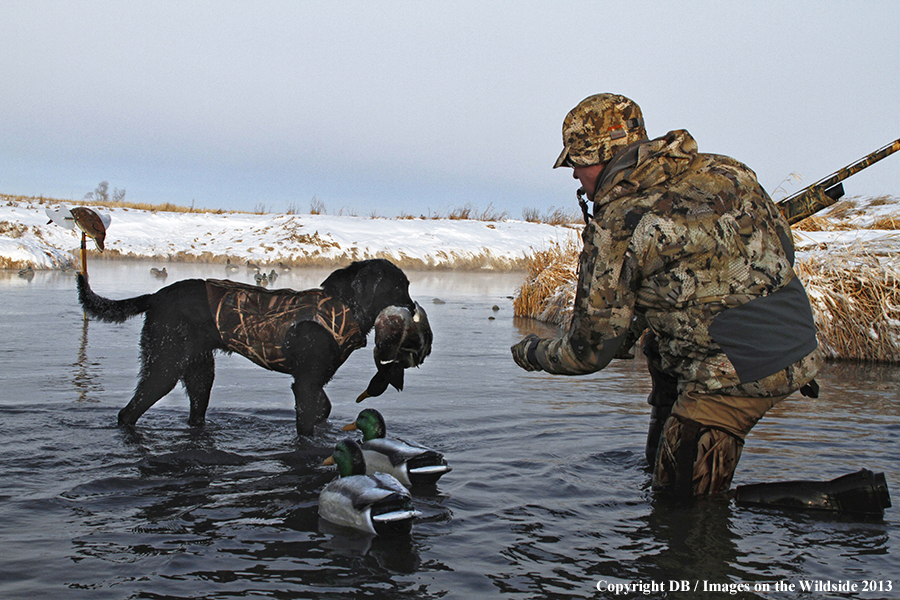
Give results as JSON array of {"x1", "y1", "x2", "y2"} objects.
[
  {"x1": 448, "y1": 204, "x2": 475, "y2": 220},
  {"x1": 478, "y1": 203, "x2": 507, "y2": 222},
  {"x1": 309, "y1": 196, "x2": 326, "y2": 215},
  {"x1": 523, "y1": 207, "x2": 541, "y2": 223}
]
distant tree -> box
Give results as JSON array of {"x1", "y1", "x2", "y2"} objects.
[
  {"x1": 83, "y1": 180, "x2": 125, "y2": 203},
  {"x1": 94, "y1": 181, "x2": 109, "y2": 202}
]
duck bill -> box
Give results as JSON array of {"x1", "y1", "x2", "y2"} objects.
[
  {"x1": 322, "y1": 455, "x2": 335, "y2": 466},
  {"x1": 342, "y1": 422, "x2": 359, "y2": 431}
]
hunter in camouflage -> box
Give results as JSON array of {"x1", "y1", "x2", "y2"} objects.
[
  {"x1": 206, "y1": 279, "x2": 366, "y2": 374},
  {"x1": 512, "y1": 93, "x2": 822, "y2": 498}
]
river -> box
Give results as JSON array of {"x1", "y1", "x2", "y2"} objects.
[{"x1": 1, "y1": 261, "x2": 897, "y2": 599}]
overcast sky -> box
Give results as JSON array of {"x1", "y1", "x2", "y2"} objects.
[{"x1": 3, "y1": 1, "x2": 898, "y2": 218}]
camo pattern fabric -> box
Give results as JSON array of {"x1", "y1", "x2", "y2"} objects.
[
  {"x1": 206, "y1": 280, "x2": 365, "y2": 374},
  {"x1": 532, "y1": 129, "x2": 819, "y2": 395},
  {"x1": 652, "y1": 414, "x2": 745, "y2": 497},
  {"x1": 553, "y1": 93, "x2": 647, "y2": 168}
]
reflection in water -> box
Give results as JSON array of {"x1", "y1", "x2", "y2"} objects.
[{"x1": 72, "y1": 316, "x2": 102, "y2": 402}]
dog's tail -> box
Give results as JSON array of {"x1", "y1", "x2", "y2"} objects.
[{"x1": 77, "y1": 273, "x2": 154, "y2": 323}]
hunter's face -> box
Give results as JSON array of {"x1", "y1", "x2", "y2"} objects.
[{"x1": 572, "y1": 163, "x2": 605, "y2": 199}]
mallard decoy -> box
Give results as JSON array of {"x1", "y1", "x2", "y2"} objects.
[
  {"x1": 150, "y1": 267, "x2": 168, "y2": 279},
  {"x1": 357, "y1": 303, "x2": 432, "y2": 402},
  {"x1": 70, "y1": 206, "x2": 108, "y2": 251},
  {"x1": 319, "y1": 438, "x2": 420, "y2": 535},
  {"x1": 343, "y1": 408, "x2": 451, "y2": 487},
  {"x1": 18, "y1": 266, "x2": 35, "y2": 280},
  {"x1": 254, "y1": 271, "x2": 269, "y2": 287},
  {"x1": 268, "y1": 269, "x2": 278, "y2": 284}
]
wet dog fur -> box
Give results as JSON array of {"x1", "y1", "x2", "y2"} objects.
[{"x1": 77, "y1": 259, "x2": 417, "y2": 436}]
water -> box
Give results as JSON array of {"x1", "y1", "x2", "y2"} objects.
[{"x1": 1, "y1": 262, "x2": 898, "y2": 599}]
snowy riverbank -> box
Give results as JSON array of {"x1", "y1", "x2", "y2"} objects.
[{"x1": 0, "y1": 195, "x2": 580, "y2": 271}]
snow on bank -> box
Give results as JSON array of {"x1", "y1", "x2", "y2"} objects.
[
  {"x1": 791, "y1": 195, "x2": 900, "y2": 261},
  {"x1": 0, "y1": 197, "x2": 580, "y2": 270}
]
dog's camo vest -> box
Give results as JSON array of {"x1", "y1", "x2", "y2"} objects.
[{"x1": 206, "y1": 279, "x2": 366, "y2": 374}]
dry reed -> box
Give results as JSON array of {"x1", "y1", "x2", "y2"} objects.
[
  {"x1": 794, "y1": 247, "x2": 900, "y2": 363},
  {"x1": 791, "y1": 215, "x2": 850, "y2": 232},
  {"x1": 870, "y1": 214, "x2": 900, "y2": 230},
  {"x1": 512, "y1": 238, "x2": 580, "y2": 327}
]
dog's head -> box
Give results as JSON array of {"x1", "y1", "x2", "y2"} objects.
[{"x1": 321, "y1": 259, "x2": 416, "y2": 331}]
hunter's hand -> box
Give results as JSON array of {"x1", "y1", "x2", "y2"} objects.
[{"x1": 511, "y1": 334, "x2": 542, "y2": 372}]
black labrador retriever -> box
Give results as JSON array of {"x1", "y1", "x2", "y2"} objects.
[{"x1": 77, "y1": 259, "x2": 431, "y2": 436}]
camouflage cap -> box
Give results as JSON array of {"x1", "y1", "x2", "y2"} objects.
[{"x1": 554, "y1": 94, "x2": 647, "y2": 168}]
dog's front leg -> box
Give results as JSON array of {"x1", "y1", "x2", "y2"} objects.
[
  {"x1": 282, "y1": 321, "x2": 342, "y2": 435},
  {"x1": 291, "y1": 380, "x2": 330, "y2": 436},
  {"x1": 284, "y1": 322, "x2": 342, "y2": 437}
]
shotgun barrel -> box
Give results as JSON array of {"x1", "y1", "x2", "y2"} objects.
[{"x1": 777, "y1": 137, "x2": 900, "y2": 226}]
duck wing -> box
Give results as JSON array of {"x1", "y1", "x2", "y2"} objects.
[
  {"x1": 324, "y1": 473, "x2": 408, "y2": 510},
  {"x1": 362, "y1": 438, "x2": 430, "y2": 467}
]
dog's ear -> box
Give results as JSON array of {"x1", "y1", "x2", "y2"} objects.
[
  {"x1": 322, "y1": 261, "x2": 382, "y2": 322},
  {"x1": 320, "y1": 262, "x2": 359, "y2": 301}
]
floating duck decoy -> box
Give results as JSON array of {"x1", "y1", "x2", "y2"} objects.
[
  {"x1": 246, "y1": 261, "x2": 260, "y2": 272},
  {"x1": 278, "y1": 262, "x2": 292, "y2": 272},
  {"x1": 319, "y1": 438, "x2": 421, "y2": 535},
  {"x1": 268, "y1": 269, "x2": 278, "y2": 284},
  {"x1": 254, "y1": 271, "x2": 269, "y2": 287},
  {"x1": 344, "y1": 408, "x2": 451, "y2": 487},
  {"x1": 18, "y1": 266, "x2": 35, "y2": 280},
  {"x1": 150, "y1": 267, "x2": 168, "y2": 279},
  {"x1": 357, "y1": 303, "x2": 432, "y2": 403},
  {"x1": 225, "y1": 259, "x2": 239, "y2": 273}
]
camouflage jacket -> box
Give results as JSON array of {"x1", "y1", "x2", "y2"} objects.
[
  {"x1": 532, "y1": 130, "x2": 819, "y2": 393},
  {"x1": 206, "y1": 280, "x2": 366, "y2": 374}
]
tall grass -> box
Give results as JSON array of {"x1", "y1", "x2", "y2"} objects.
[
  {"x1": 795, "y1": 246, "x2": 900, "y2": 362},
  {"x1": 523, "y1": 206, "x2": 581, "y2": 226},
  {"x1": 512, "y1": 238, "x2": 580, "y2": 327}
]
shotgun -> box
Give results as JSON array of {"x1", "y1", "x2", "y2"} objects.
[{"x1": 777, "y1": 137, "x2": 900, "y2": 226}]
